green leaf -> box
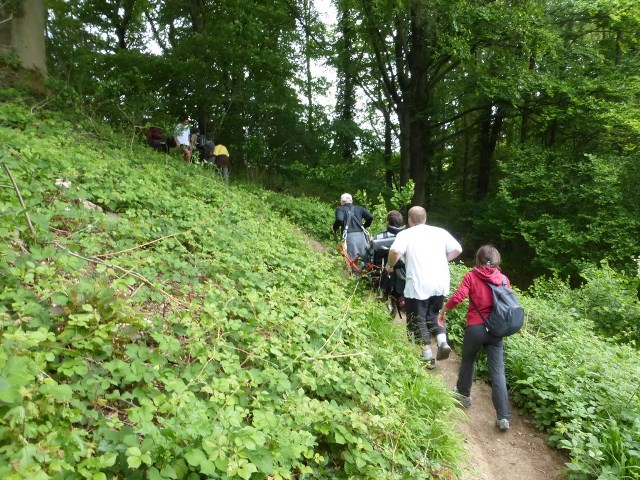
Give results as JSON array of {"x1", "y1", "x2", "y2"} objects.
[
  {"x1": 39, "y1": 382, "x2": 73, "y2": 402},
  {"x1": 185, "y1": 449, "x2": 206, "y2": 467},
  {"x1": 51, "y1": 292, "x2": 69, "y2": 305},
  {"x1": 147, "y1": 468, "x2": 162, "y2": 480},
  {"x1": 237, "y1": 461, "x2": 258, "y2": 480},
  {"x1": 126, "y1": 446, "x2": 142, "y2": 457}
]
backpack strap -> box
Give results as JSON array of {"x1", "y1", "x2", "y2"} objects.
[
  {"x1": 343, "y1": 205, "x2": 367, "y2": 235},
  {"x1": 469, "y1": 293, "x2": 487, "y2": 323},
  {"x1": 468, "y1": 274, "x2": 506, "y2": 322}
]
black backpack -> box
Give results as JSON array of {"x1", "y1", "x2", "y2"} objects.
[
  {"x1": 201, "y1": 140, "x2": 215, "y2": 159},
  {"x1": 470, "y1": 275, "x2": 525, "y2": 337}
]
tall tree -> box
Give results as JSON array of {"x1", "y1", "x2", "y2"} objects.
[
  {"x1": 333, "y1": 0, "x2": 358, "y2": 160},
  {"x1": 1, "y1": 0, "x2": 47, "y2": 75}
]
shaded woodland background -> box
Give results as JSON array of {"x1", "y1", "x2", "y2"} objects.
[{"x1": 2, "y1": 0, "x2": 640, "y2": 285}]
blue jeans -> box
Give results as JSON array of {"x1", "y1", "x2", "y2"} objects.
[{"x1": 457, "y1": 324, "x2": 511, "y2": 420}]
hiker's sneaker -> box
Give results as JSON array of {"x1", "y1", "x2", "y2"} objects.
[
  {"x1": 496, "y1": 418, "x2": 510, "y2": 431},
  {"x1": 436, "y1": 342, "x2": 451, "y2": 361},
  {"x1": 422, "y1": 349, "x2": 436, "y2": 369},
  {"x1": 452, "y1": 388, "x2": 472, "y2": 408}
]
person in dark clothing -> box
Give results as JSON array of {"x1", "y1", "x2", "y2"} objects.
[
  {"x1": 368, "y1": 210, "x2": 407, "y2": 308},
  {"x1": 332, "y1": 193, "x2": 373, "y2": 261},
  {"x1": 366, "y1": 210, "x2": 406, "y2": 265},
  {"x1": 437, "y1": 245, "x2": 512, "y2": 431},
  {"x1": 147, "y1": 127, "x2": 167, "y2": 152}
]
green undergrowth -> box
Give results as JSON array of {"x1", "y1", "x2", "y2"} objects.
[
  {"x1": 444, "y1": 262, "x2": 640, "y2": 480},
  {"x1": 0, "y1": 98, "x2": 463, "y2": 479}
]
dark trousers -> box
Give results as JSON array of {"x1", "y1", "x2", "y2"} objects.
[
  {"x1": 457, "y1": 324, "x2": 511, "y2": 420},
  {"x1": 405, "y1": 296, "x2": 446, "y2": 345}
]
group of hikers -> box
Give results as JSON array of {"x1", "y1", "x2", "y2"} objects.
[
  {"x1": 146, "y1": 116, "x2": 231, "y2": 184},
  {"x1": 332, "y1": 193, "x2": 513, "y2": 432}
]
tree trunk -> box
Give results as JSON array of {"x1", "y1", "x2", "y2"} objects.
[
  {"x1": 383, "y1": 104, "x2": 394, "y2": 188},
  {"x1": 462, "y1": 113, "x2": 471, "y2": 201},
  {"x1": 303, "y1": 0, "x2": 314, "y2": 131},
  {"x1": 3, "y1": 0, "x2": 47, "y2": 75},
  {"x1": 335, "y1": 5, "x2": 357, "y2": 160},
  {"x1": 407, "y1": 2, "x2": 430, "y2": 207},
  {"x1": 476, "y1": 102, "x2": 505, "y2": 199},
  {"x1": 397, "y1": 102, "x2": 412, "y2": 188},
  {"x1": 520, "y1": 54, "x2": 536, "y2": 143}
]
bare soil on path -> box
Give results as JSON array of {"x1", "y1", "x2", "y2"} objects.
[{"x1": 435, "y1": 350, "x2": 569, "y2": 480}]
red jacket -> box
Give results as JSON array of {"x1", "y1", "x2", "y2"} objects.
[{"x1": 444, "y1": 267, "x2": 511, "y2": 327}]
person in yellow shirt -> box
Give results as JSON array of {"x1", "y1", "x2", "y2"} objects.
[{"x1": 213, "y1": 140, "x2": 230, "y2": 184}]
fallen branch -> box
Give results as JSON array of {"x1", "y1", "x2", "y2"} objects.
[
  {"x1": 3, "y1": 163, "x2": 37, "y2": 242},
  {"x1": 313, "y1": 352, "x2": 365, "y2": 360},
  {"x1": 95, "y1": 230, "x2": 189, "y2": 258},
  {"x1": 55, "y1": 242, "x2": 183, "y2": 306}
]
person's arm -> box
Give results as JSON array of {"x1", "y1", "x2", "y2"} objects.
[
  {"x1": 384, "y1": 233, "x2": 405, "y2": 271},
  {"x1": 362, "y1": 208, "x2": 373, "y2": 228},
  {"x1": 385, "y1": 248, "x2": 402, "y2": 272},
  {"x1": 445, "y1": 234, "x2": 463, "y2": 261},
  {"x1": 332, "y1": 208, "x2": 344, "y2": 233},
  {"x1": 447, "y1": 248, "x2": 462, "y2": 261},
  {"x1": 438, "y1": 272, "x2": 472, "y2": 326}
]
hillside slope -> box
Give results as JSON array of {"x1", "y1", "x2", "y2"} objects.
[{"x1": 0, "y1": 97, "x2": 463, "y2": 478}]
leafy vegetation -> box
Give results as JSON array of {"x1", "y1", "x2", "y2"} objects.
[
  {"x1": 0, "y1": 98, "x2": 463, "y2": 479},
  {"x1": 3, "y1": 89, "x2": 640, "y2": 479}
]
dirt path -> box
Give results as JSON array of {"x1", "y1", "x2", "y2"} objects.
[
  {"x1": 435, "y1": 350, "x2": 569, "y2": 480},
  {"x1": 387, "y1": 307, "x2": 568, "y2": 479}
]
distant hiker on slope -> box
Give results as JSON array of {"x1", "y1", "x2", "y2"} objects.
[
  {"x1": 437, "y1": 244, "x2": 512, "y2": 431},
  {"x1": 174, "y1": 116, "x2": 192, "y2": 163},
  {"x1": 213, "y1": 140, "x2": 230, "y2": 184}
]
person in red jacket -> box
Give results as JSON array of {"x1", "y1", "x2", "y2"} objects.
[{"x1": 437, "y1": 245, "x2": 512, "y2": 432}]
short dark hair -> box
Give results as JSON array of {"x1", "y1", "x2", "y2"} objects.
[
  {"x1": 386, "y1": 210, "x2": 403, "y2": 227},
  {"x1": 475, "y1": 245, "x2": 501, "y2": 268}
]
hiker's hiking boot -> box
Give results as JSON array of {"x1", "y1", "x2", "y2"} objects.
[
  {"x1": 436, "y1": 342, "x2": 451, "y2": 361},
  {"x1": 496, "y1": 418, "x2": 510, "y2": 431},
  {"x1": 452, "y1": 388, "x2": 472, "y2": 408}
]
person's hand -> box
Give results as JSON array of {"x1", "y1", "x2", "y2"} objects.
[{"x1": 437, "y1": 311, "x2": 446, "y2": 327}]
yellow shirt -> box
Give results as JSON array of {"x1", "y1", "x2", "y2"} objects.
[{"x1": 213, "y1": 144, "x2": 229, "y2": 157}]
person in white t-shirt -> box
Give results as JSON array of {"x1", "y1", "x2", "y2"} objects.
[
  {"x1": 173, "y1": 116, "x2": 192, "y2": 163},
  {"x1": 385, "y1": 206, "x2": 462, "y2": 368}
]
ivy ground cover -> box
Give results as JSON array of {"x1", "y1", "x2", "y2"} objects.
[{"x1": 0, "y1": 99, "x2": 463, "y2": 479}]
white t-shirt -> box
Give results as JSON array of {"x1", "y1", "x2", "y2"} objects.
[
  {"x1": 389, "y1": 224, "x2": 462, "y2": 300},
  {"x1": 176, "y1": 124, "x2": 190, "y2": 147}
]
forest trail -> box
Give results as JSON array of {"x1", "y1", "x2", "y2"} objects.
[
  {"x1": 307, "y1": 237, "x2": 569, "y2": 478},
  {"x1": 434, "y1": 349, "x2": 569, "y2": 479}
]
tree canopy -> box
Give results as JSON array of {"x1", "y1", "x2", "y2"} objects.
[{"x1": 4, "y1": 0, "x2": 639, "y2": 281}]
